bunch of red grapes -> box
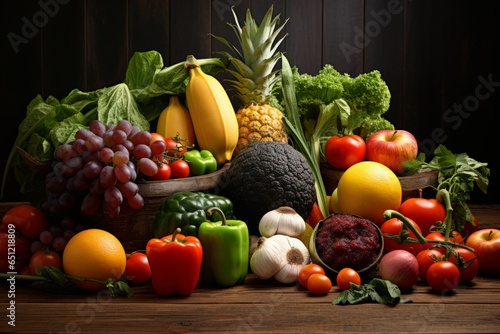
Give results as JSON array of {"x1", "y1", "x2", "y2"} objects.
[{"x1": 41, "y1": 119, "x2": 164, "y2": 218}]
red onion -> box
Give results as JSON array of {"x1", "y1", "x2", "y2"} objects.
[{"x1": 378, "y1": 249, "x2": 419, "y2": 290}]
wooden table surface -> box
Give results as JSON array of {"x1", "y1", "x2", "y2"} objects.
[{"x1": 1, "y1": 203, "x2": 499, "y2": 333}]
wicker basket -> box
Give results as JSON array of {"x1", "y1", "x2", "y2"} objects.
[
  {"x1": 87, "y1": 163, "x2": 231, "y2": 252},
  {"x1": 320, "y1": 163, "x2": 439, "y2": 200}
]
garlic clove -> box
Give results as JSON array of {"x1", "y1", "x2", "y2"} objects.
[
  {"x1": 273, "y1": 236, "x2": 310, "y2": 284},
  {"x1": 250, "y1": 236, "x2": 284, "y2": 279},
  {"x1": 259, "y1": 206, "x2": 306, "y2": 238}
]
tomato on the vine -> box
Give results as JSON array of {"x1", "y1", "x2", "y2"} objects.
[
  {"x1": 150, "y1": 163, "x2": 171, "y2": 180},
  {"x1": 150, "y1": 132, "x2": 165, "y2": 145},
  {"x1": 169, "y1": 159, "x2": 190, "y2": 179},
  {"x1": 416, "y1": 249, "x2": 443, "y2": 282},
  {"x1": 426, "y1": 260, "x2": 460, "y2": 293},
  {"x1": 399, "y1": 197, "x2": 446, "y2": 235},
  {"x1": 2, "y1": 204, "x2": 49, "y2": 239},
  {"x1": 29, "y1": 249, "x2": 62, "y2": 275},
  {"x1": 324, "y1": 134, "x2": 366, "y2": 170},
  {"x1": 424, "y1": 231, "x2": 463, "y2": 251},
  {"x1": 124, "y1": 252, "x2": 152, "y2": 284},
  {"x1": 298, "y1": 263, "x2": 325, "y2": 288},
  {"x1": 307, "y1": 273, "x2": 332, "y2": 294},
  {"x1": 164, "y1": 136, "x2": 188, "y2": 157},
  {"x1": 448, "y1": 247, "x2": 478, "y2": 284},
  {"x1": 336, "y1": 267, "x2": 361, "y2": 291},
  {"x1": 380, "y1": 217, "x2": 423, "y2": 256}
]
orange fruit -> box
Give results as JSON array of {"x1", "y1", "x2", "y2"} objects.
[
  {"x1": 62, "y1": 229, "x2": 126, "y2": 291},
  {"x1": 337, "y1": 161, "x2": 402, "y2": 226}
]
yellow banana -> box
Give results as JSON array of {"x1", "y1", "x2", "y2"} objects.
[
  {"x1": 185, "y1": 55, "x2": 238, "y2": 165},
  {"x1": 156, "y1": 95, "x2": 196, "y2": 146}
]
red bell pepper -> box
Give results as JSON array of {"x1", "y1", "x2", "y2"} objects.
[{"x1": 146, "y1": 228, "x2": 203, "y2": 296}]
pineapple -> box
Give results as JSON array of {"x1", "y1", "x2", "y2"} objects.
[{"x1": 213, "y1": 5, "x2": 289, "y2": 155}]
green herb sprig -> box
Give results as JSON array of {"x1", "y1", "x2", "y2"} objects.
[
  {"x1": 333, "y1": 278, "x2": 412, "y2": 305},
  {"x1": 403, "y1": 145, "x2": 490, "y2": 232}
]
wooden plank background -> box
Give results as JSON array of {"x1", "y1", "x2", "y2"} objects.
[{"x1": 1, "y1": 0, "x2": 499, "y2": 204}]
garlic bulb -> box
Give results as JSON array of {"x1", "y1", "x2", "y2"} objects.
[
  {"x1": 250, "y1": 234, "x2": 310, "y2": 284},
  {"x1": 259, "y1": 206, "x2": 306, "y2": 238}
]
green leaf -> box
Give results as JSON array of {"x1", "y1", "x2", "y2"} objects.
[
  {"x1": 333, "y1": 278, "x2": 412, "y2": 305},
  {"x1": 98, "y1": 83, "x2": 150, "y2": 131}
]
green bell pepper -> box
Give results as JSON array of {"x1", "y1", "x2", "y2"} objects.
[
  {"x1": 198, "y1": 207, "x2": 249, "y2": 287},
  {"x1": 184, "y1": 150, "x2": 217, "y2": 176},
  {"x1": 153, "y1": 191, "x2": 235, "y2": 238}
]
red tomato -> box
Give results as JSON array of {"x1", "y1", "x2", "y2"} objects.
[
  {"x1": 29, "y1": 249, "x2": 62, "y2": 275},
  {"x1": 399, "y1": 197, "x2": 446, "y2": 235},
  {"x1": 125, "y1": 252, "x2": 152, "y2": 284},
  {"x1": 426, "y1": 261, "x2": 460, "y2": 293},
  {"x1": 307, "y1": 273, "x2": 332, "y2": 294},
  {"x1": 336, "y1": 267, "x2": 361, "y2": 291},
  {"x1": 298, "y1": 263, "x2": 325, "y2": 288},
  {"x1": 169, "y1": 159, "x2": 190, "y2": 179},
  {"x1": 448, "y1": 247, "x2": 478, "y2": 284},
  {"x1": 324, "y1": 135, "x2": 366, "y2": 170},
  {"x1": 416, "y1": 249, "x2": 443, "y2": 282},
  {"x1": 0, "y1": 232, "x2": 31, "y2": 272},
  {"x1": 424, "y1": 231, "x2": 464, "y2": 251},
  {"x1": 380, "y1": 217, "x2": 424, "y2": 256},
  {"x1": 150, "y1": 163, "x2": 171, "y2": 180},
  {"x1": 2, "y1": 204, "x2": 49, "y2": 239},
  {"x1": 306, "y1": 202, "x2": 324, "y2": 228},
  {"x1": 164, "y1": 136, "x2": 187, "y2": 157}
]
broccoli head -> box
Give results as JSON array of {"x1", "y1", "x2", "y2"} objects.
[{"x1": 342, "y1": 70, "x2": 391, "y2": 117}]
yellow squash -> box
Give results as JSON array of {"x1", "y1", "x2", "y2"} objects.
[
  {"x1": 156, "y1": 95, "x2": 196, "y2": 146},
  {"x1": 184, "y1": 55, "x2": 238, "y2": 165}
]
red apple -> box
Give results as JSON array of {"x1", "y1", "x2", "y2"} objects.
[
  {"x1": 465, "y1": 228, "x2": 500, "y2": 276},
  {"x1": 365, "y1": 130, "x2": 418, "y2": 175}
]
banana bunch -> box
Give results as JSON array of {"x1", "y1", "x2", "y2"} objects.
[{"x1": 184, "y1": 55, "x2": 238, "y2": 165}]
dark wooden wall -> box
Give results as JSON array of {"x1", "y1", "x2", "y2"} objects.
[{"x1": 1, "y1": 0, "x2": 499, "y2": 204}]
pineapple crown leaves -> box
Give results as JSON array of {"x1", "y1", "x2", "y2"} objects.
[{"x1": 212, "y1": 5, "x2": 287, "y2": 71}]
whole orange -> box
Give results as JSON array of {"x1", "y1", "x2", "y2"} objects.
[
  {"x1": 337, "y1": 161, "x2": 402, "y2": 226},
  {"x1": 62, "y1": 229, "x2": 126, "y2": 290}
]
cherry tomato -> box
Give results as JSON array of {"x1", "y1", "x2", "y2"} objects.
[
  {"x1": 399, "y1": 197, "x2": 446, "y2": 235},
  {"x1": 416, "y1": 248, "x2": 443, "y2": 282},
  {"x1": 324, "y1": 135, "x2": 366, "y2": 170},
  {"x1": 150, "y1": 132, "x2": 165, "y2": 145},
  {"x1": 150, "y1": 163, "x2": 171, "y2": 180},
  {"x1": 448, "y1": 247, "x2": 478, "y2": 284},
  {"x1": 29, "y1": 249, "x2": 62, "y2": 275},
  {"x1": 424, "y1": 231, "x2": 464, "y2": 251},
  {"x1": 164, "y1": 136, "x2": 187, "y2": 157},
  {"x1": 2, "y1": 204, "x2": 49, "y2": 239},
  {"x1": 426, "y1": 261, "x2": 460, "y2": 293},
  {"x1": 298, "y1": 263, "x2": 325, "y2": 288},
  {"x1": 336, "y1": 267, "x2": 361, "y2": 291},
  {"x1": 124, "y1": 252, "x2": 152, "y2": 284},
  {"x1": 169, "y1": 159, "x2": 190, "y2": 179},
  {"x1": 307, "y1": 273, "x2": 332, "y2": 294},
  {"x1": 380, "y1": 217, "x2": 424, "y2": 256},
  {"x1": 0, "y1": 232, "x2": 31, "y2": 272}
]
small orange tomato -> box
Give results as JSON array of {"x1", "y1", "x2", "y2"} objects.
[
  {"x1": 336, "y1": 267, "x2": 361, "y2": 291},
  {"x1": 307, "y1": 274, "x2": 332, "y2": 294},
  {"x1": 298, "y1": 263, "x2": 325, "y2": 288}
]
